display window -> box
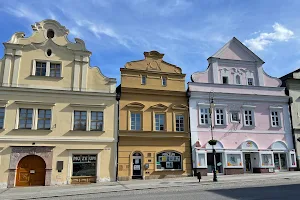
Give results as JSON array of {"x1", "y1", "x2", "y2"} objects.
[{"x1": 156, "y1": 151, "x2": 182, "y2": 170}]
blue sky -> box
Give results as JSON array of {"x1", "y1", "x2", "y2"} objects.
[{"x1": 0, "y1": 0, "x2": 299, "y2": 83}]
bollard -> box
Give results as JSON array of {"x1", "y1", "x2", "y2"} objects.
[{"x1": 197, "y1": 172, "x2": 202, "y2": 182}]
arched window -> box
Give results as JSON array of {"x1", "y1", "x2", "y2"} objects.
[
  {"x1": 156, "y1": 151, "x2": 182, "y2": 170},
  {"x1": 236, "y1": 75, "x2": 241, "y2": 84}
]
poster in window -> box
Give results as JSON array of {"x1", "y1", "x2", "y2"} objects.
[
  {"x1": 162, "y1": 156, "x2": 167, "y2": 162},
  {"x1": 261, "y1": 154, "x2": 272, "y2": 166},
  {"x1": 197, "y1": 154, "x2": 205, "y2": 167},
  {"x1": 135, "y1": 159, "x2": 139, "y2": 164},
  {"x1": 227, "y1": 154, "x2": 241, "y2": 166},
  {"x1": 166, "y1": 162, "x2": 173, "y2": 169},
  {"x1": 169, "y1": 156, "x2": 174, "y2": 162},
  {"x1": 133, "y1": 165, "x2": 140, "y2": 170}
]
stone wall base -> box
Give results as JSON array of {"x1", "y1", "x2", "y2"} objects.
[
  {"x1": 224, "y1": 168, "x2": 244, "y2": 175},
  {"x1": 289, "y1": 168, "x2": 297, "y2": 171},
  {"x1": 253, "y1": 168, "x2": 273, "y2": 173},
  {"x1": 193, "y1": 168, "x2": 208, "y2": 176}
]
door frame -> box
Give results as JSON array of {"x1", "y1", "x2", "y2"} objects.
[
  {"x1": 273, "y1": 152, "x2": 288, "y2": 171},
  {"x1": 207, "y1": 152, "x2": 224, "y2": 175},
  {"x1": 131, "y1": 151, "x2": 143, "y2": 179},
  {"x1": 243, "y1": 153, "x2": 253, "y2": 173}
]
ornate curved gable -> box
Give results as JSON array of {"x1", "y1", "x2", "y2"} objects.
[
  {"x1": 172, "y1": 104, "x2": 188, "y2": 110},
  {"x1": 126, "y1": 102, "x2": 145, "y2": 109},
  {"x1": 150, "y1": 103, "x2": 168, "y2": 110},
  {"x1": 125, "y1": 51, "x2": 182, "y2": 74}
]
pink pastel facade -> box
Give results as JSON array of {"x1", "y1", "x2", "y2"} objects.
[{"x1": 188, "y1": 37, "x2": 297, "y2": 176}]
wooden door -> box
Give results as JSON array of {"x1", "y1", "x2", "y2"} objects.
[{"x1": 16, "y1": 155, "x2": 46, "y2": 187}]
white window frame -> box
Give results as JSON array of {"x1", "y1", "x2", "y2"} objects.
[
  {"x1": 230, "y1": 111, "x2": 240, "y2": 123},
  {"x1": 175, "y1": 114, "x2": 184, "y2": 132},
  {"x1": 289, "y1": 151, "x2": 297, "y2": 168},
  {"x1": 224, "y1": 151, "x2": 243, "y2": 168},
  {"x1": 155, "y1": 113, "x2": 166, "y2": 131},
  {"x1": 242, "y1": 105, "x2": 256, "y2": 127},
  {"x1": 214, "y1": 107, "x2": 226, "y2": 126},
  {"x1": 130, "y1": 112, "x2": 141, "y2": 131},
  {"x1": 259, "y1": 152, "x2": 274, "y2": 168},
  {"x1": 199, "y1": 106, "x2": 210, "y2": 125},
  {"x1": 269, "y1": 106, "x2": 283, "y2": 128},
  {"x1": 141, "y1": 75, "x2": 146, "y2": 85},
  {"x1": 162, "y1": 77, "x2": 167, "y2": 86},
  {"x1": 32, "y1": 60, "x2": 62, "y2": 77},
  {"x1": 247, "y1": 78, "x2": 254, "y2": 86},
  {"x1": 195, "y1": 150, "x2": 207, "y2": 168}
]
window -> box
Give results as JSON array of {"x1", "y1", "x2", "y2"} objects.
[
  {"x1": 227, "y1": 154, "x2": 242, "y2": 167},
  {"x1": 247, "y1": 78, "x2": 253, "y2": 86},
  {"x1": 90, "y1": 111, "x2": 103, "y2": 131},
  {"x1": 271, "y1": 111, "x2": 280, "y2": 127},
  {"x1": 46, "y1": 49, "x2": 52, "y2": 57},
  {"x1": 19, "y1": 108, "x2": 33, "y2": 129},
  {"x1": 199, "y1": 108, "x2": 210, "y2": 125},
  {"x1": 72, "y1": 154, "x2": 97, "y2": 176},
  {"x1": 141, "y1": 75, "x2": 146, "y2": 85},
  {"x1": 162, "y1": 77, "x2": 167, "y2": 86},
  {"x1": 222, "y1": 76, "x2": 228, "y2": 84},
  {"x1": 215, "y1": 108, "x2": 225, "y2": 125},
  {"x1": 155, "y1": 113, "x2": 165, "y2": 131},
  {"x1": 175, "y1": 114, "x2": 184, "y2": 132},
  {"x1": 35, "y1": 62, "x2": 47, "y2": 76},
  {"x1": 244, "y1": 110, "x2": 254, "y2": 126},
  {"x1": 236, "y1": 75, "x2": 241, "y2": 84},
  {"x1": 291, "y1": 153, "x2": 296, "y2": 166},
  {"x1": 156, "y1": 151, "x2": 182, "y2": 170},
  {"x1": 197, "y1": 153, "x2": 206, "y2": 167},
  {"x1": 47, "y1": 29, "x2": 55, "y2": 39},
  {"x1": 230, "y1": 111, "x2": 240, "y2": 123},
  {"x1": 37, "y1": 109, "x2": 51, "y2": 129},
  {"x1": 0, "y1": 108, "x2": 4, "y2": 129},
  {"x1": 50, "y1": 63, "x2": 61, "y2": 77},
  {"x1": 73, "y1": 111, "x2": 87, "y2": 131},
  {"x1": 131, "y1": 113, "x2": 141, "y2": 130},
  {"x1": 261, "y1": 154, "x2": 273, "y2": 167}
]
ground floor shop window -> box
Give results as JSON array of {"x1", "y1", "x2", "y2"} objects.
[
  {"x1": 197, "y1": 153, "x2": 206, "y2": 167},
  {"x1": 156, "y1": 151, "x2": 182, "y2": 170},
  {"x1": 207, "y1": 153, "x2": 223, "y2": 173},
  {"x1": 274, "y1": 153, "x2": 287, "y2": 170},
  {"x1": 72, "y1": 154, "x2": 97, "y2": 176},
  {"x1": 226, "y1": 154, "x2": 242, "y2": 167},
  {"x1": 261, "y1": 154, "x2": 273, "y2": 167}
]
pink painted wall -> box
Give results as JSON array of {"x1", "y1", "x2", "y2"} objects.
[{"x1": 263, "y1": 70, "x2": 282, "y2": 87}]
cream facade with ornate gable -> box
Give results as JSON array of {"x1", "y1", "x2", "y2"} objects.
[{"x1": 0, "y1": 20, "x2": 117, "y2": 188}]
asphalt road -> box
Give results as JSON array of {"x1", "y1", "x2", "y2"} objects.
[{"x1": 47, "y1": 181, "x2": 300, "y2": 200}]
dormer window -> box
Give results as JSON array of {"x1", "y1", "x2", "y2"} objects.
[
  {"x1": 47, "y1": 29, "x2": 55, "y2": 39},
  {"x1": 222, "y1": 76, "x2": 228, "y2": 84},
  {"x1": 247, "y1": 78, "x2": 253, "y2": 86},
  {"x1": 162, "y1": 77, "x2": 167, "y2": 86},
  {"x1": 236, "y1": 75, "x2": 241, "y2": 85},
  {"x1": 141, "y1": 75, "x2": 146, "y2": 85},
  {"x1": 32, "y1": 60, "x2": 62, "y2": 78}
]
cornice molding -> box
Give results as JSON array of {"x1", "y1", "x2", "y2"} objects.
[
  {"x1": 151, "y1": 103, "x2": 168, "y2": 110},
  {"x1": 0, "y1": 137, "x2": 116, "y2": 143},
  {"x1": 120, "y1": 87, "x2": 187, "y2": 97},
  {"x1": 15, "y1": 101, "x2": 55, "y2": 106},
  {"x1": 172, "y1": 104, "x2": 188, "y2": 110},
  {"x1": 70, "y1": 103, "x2": 106, "y2": 108},
  {"x1": 126, "y1": 102, "x2": 145, "y2": 109}
]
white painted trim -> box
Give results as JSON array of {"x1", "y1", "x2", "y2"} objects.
[
  {"x1": 73, "y1": 59, "x2": 81, "y2": 91},
  {"x1": 15, "y1": 101, "x2": 55, "y2": 106},
  {"x1": 195, "y1": 128, "x2": 288, "y2": 134},
  {"x1": 32, "y1": 60, "x2": 36, "y2": 76},
  {"x1": 269, "y1": 109, "x2": 282, "y2": 128},
  {"x1": 87, "y1": 110, "x2": 91, "y2": 131},
  {"x1": 81, "y1": 62, "x2": 88, "y2": 91},
  {"x1": 12, "y1": 55, "x2": 21, "y2": 87},
  {"x1": 195, "y1": 150, "x2": 207, "y2": 168},
  {"x1": 3, "y1": 54, "x2": 12, "y2": 87},
  {"x1": 0, "y1": 137, "x2": 115, "y2": 142},
  {"x1": 32, "y1": 108, "x2": 38, "y2": 130},
  {"x1": 46, "y1": 61, "x2": 50, "y2": 76},
  {"x1": 242, "y1": 105, "x2": 256, "y2": 108},
  {"x1": 224, "y1": 151, "x2": 244, "y2": 168},
  {"x1": 70, "y1": 103, "x2": 106, "y2": 108}
]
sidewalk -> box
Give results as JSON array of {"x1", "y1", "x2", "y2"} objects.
[{"x1": 1, "y1": 172, "x2": 300, "y2": 200}]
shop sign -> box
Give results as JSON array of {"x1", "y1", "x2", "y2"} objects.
[
  {"x1": 134, "y1": 165, "x2": 140, "y2": 170},
  {"x1": 73, "y1": 155, "x2": 97, "y2": 163}
]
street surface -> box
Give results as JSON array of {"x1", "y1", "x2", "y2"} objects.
[{"x1": 1, "y1": 172, "x2": 300, "y2": 200}]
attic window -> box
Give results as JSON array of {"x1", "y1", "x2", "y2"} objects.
[
  {"x1": 46, "y1": 49, "x2": 52, "y2": 56},
  {"x1": 47, "y1": 29, "x2": 55, "y2": 39}
]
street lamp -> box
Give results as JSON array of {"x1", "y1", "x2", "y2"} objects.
[{"x1": 209, "y1": 92, "x2": 218, "y2": 182}]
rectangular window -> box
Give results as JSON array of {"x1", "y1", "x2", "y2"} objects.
[
  {"x1": 35, "y1": 62, "x2": 47, "y2": 76},
  {"x1": 199, "y1": 108, "x2": 210, "y2": 125},
  {"x1": 162, "y1": 77, "x2": 167, "y2": 86},
  {"x1": 0, "y1": 108, "x2": 4, "y2": 129},
  {"x1": 19, "y1": 108, "x2": 33, "y2": 129},
  {"x1": 37, "y1": 109, "x2": 51, "y2": 129},
  {"x1": 141, "y1": 75, "x2": 146, "y2": 85},
  {"x1": 73, "y1": 111, "x2": 87, "y2": 131},
  {"x1": 222, "y1": 76, "x2": 228, "y2": 84},
  {"x1": 197, "y1": 153, "x2": 206, "y2": 167},
  {"x1": 50, "y1": 63, "x2": 61, "y2": 77},
  {"x1": 231, "y1": 111, "x2": 240, "y2": 123},
  {"x1": 72, "y1": 154, "x2": 97, "y2": 176},
  {"x1": 175, "y1": 114, "x2": 184, "y2": 132},
  {"x1": 291, "y1": 153, "x2": 296, "y2": 166},
  {"x1": 227, "y1": 154, "x2": 242, "y2": 167},
  {"x1": 131, "y1": 113, "x2": 141, "y2": 130},
  {"x1": 244, "y1": 110, "x2": 254, "y2": 126},
  {"x1": 155, "y1": 114, "x2": 165, "y2": 131},
  {"x1": 90, "y1": 111, "x2": 103, "y2": 131},
  {"x1": 261, "y1": 154, "x2": 273, "y2": 167},
  {"x1": 271, "y1": 111, "x2": 280, "y2": 127},
  {"x1": 215, "y1": 108, "x2": 225, "y2": 125},
  {"x1": 156, "y1": 151, "x2": 182, "y2": 170},
  {"x1": 247, "y1": 78, "x2": 253, "y2": 86}
]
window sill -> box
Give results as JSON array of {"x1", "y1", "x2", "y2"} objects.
[
  {"x1": 13, "y1": 129, "x2": 51, "y2": 131},
  {"x1": 30, "y1": 75, "x2": 63, "y2": 79},
  {"x1": 198, "y1": 124, "x2": 210, "y2": 128},
  {"x1": 214, "y1": 125, "x2": 227, "y2": 128},
  {"x1": 155, "y1": 169, "x2": 183, "y2": 172}
]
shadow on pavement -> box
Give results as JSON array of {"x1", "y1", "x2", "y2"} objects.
[{"x1": 207, "y1": 184, "x2": 300, "y2": 200}]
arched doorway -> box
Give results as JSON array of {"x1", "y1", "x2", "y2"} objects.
[
  {"x1": 16, "y1": 155, "x2": 46, "y2": 186},
  {"x1": 132, "y1": 152, "x2": 143, "y2": 179}
]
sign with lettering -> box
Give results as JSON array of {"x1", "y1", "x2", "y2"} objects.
[{"x1": 73, "y1": 155, "x2": 97, "y2": 163}]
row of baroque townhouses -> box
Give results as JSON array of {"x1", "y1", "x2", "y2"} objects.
[{"x1": 0, "y1": 19, "x2": 298, "y2": 188}]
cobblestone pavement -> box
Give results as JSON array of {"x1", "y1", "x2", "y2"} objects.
[{"x1": 1, "y1": 172, "x2": 300, "y2": 200}]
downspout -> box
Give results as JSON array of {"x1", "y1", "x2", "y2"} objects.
[
  {"x1": 116, "y1": 90, "x2": 121, "y2": 181},
  {"x1": 187, "y1": 88, "x2": 194, "y2": 176}
]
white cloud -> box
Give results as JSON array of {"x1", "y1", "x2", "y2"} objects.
[
  {"x1": 244, "y1": 23, "x2": 294, "y2": 51},
  {"x1": 4, "y1": 5, "x2": 43, "y2": 22}
]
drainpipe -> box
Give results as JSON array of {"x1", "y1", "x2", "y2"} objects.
[
  {"x1": 116, "y1": 90, "x2": 121, "y2": 181},
  {"x1": 187, "y1": 89, "x2": 194, "y2": 176}
]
